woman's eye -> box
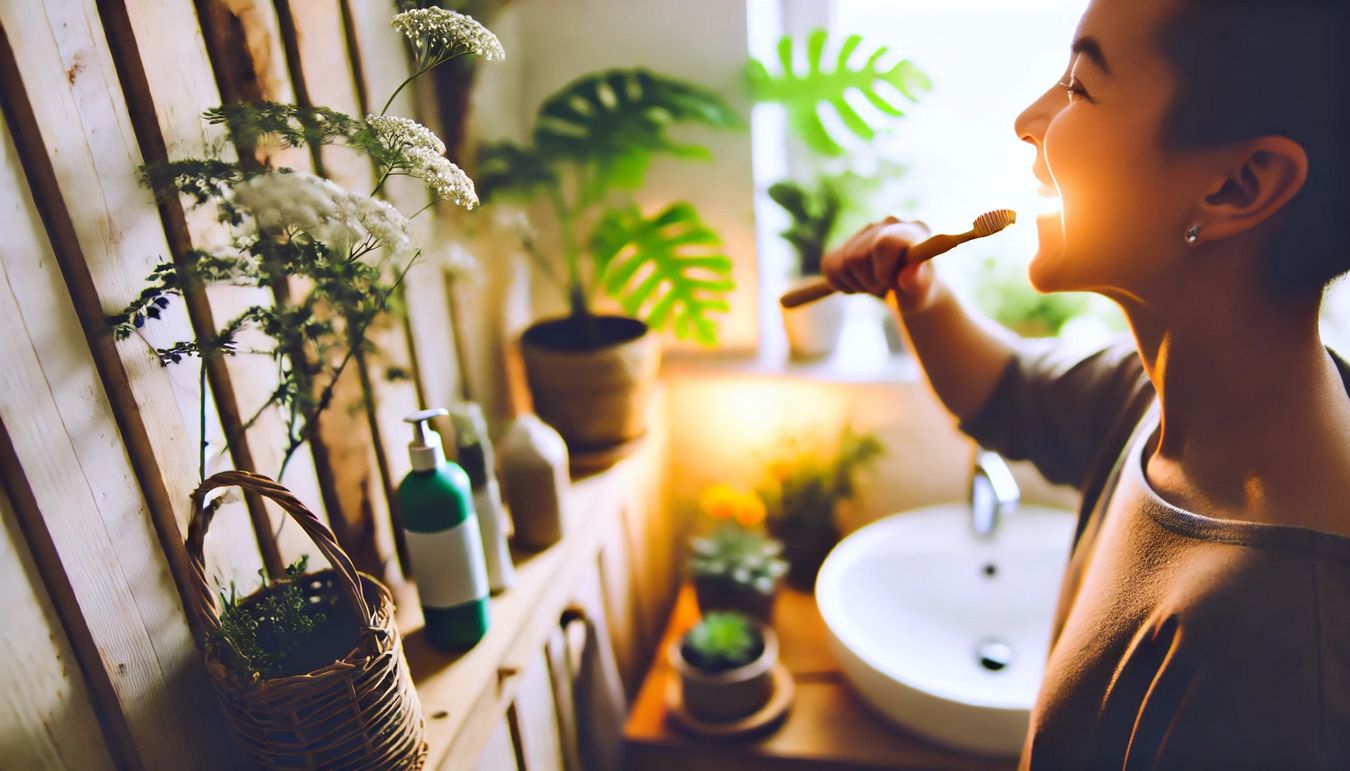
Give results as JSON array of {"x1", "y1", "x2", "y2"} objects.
[{"x1": 1058, "y1": 77, "x2": 1090, "y2": 102}]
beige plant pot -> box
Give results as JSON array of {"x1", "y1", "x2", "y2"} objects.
[
  {"x1": 671, "y1": 621, "x2": 779, "y2": 722},
  {"x1": 520, "y1": 315, "x2": 660, "y2": 472},
  {"x1": 781, "y1": 276, "x2": 847, "y2": 359}
]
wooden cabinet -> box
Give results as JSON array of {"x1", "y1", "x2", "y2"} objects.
[{"x1": 401, "y1": 408, "x2": 673, "y2": 770}]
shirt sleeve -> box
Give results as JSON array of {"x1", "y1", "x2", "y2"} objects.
[{"x1": 957, "y1": 338, "x2": 1152, "y2": 488}]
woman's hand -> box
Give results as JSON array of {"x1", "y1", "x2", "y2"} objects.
[{"x1": 821, "y1": 217, "x2": 938, "y2": 314}]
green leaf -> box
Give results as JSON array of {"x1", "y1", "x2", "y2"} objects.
[
  {"x1": 746, "y1": 29, "x2": 930, "y2": 156},
  {"x1": 533, "y1": 69, "x2": 742, "y2": 193},
  {"x1": 590, "y1": 203, "x2": 734, "y2": 345},
  {"x1": 476, "y1": 142, "x2": 558, "y2": 202}
]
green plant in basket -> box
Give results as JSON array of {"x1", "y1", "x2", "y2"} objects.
[
  {"x1": 211, "y1": 556, "x2": 330, "y2": 681},
  {"x1": 680, "y1": 611, "x2": 763, "y2": 673},
  {"x1": 478, "y1": 68, "x2": 743, "y2": 346}
]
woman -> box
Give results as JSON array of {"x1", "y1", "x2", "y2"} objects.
[{"x1": 823, "y1": 0, "x2": 1350, "y2": 766}]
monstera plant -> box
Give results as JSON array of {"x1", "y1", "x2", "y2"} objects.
[{"x1": 478, "y1": 68, "x2": 741, "y2": 468}]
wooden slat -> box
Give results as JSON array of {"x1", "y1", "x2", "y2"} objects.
[
  {"x1": 469, "y1": 713, "x2": 521, "y2": 771},
  {"x1": 274, "y1": 0, "x2": 418, "y2": 578},
  {"x1": 0, "y1": 482, "x2": 118, "y2": 771},
  {"x1": 512, "y1": 650, "x2": 567, "y2": 771},
  {"x1": 0, "y1": 89, "x2": 215, "y2": 768}
]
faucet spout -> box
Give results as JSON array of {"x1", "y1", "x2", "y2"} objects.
[{"x1": 970, "y1": 450, "x2": 1019, "y2": 538}]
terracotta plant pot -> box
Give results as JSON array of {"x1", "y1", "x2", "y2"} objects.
[
  {"x1": 781, "y1": 276, "x2": 847, "y2": 359},
  {"x1": 671, "y1": 621, "x2": 779, "y2": 722},
  {"x1": 520, "y1": 315, "x2": 660, "y2": 472},
  {"x1": 692, "y1": 575, "x2": 780, "y2": 623}
]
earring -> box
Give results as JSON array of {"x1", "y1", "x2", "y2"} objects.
[{"x1": 1183, "y1": 223, "x2": 1202, "y2": 245}]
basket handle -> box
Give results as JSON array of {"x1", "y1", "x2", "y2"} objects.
[{"x1": 186, "y1": 470, "x2": 371, "y2": 637}]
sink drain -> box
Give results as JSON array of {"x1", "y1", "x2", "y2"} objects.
[{"x1": 976, "y1": 638, "x2": 1014, "y2": 672}]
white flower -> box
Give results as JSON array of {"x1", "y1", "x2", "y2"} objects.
[
  {"x1": 406, "y1": 147, "x2": 478, "y2": 209},
  {"x1": 230, "y1": 171, "x2": 412, "y2": 259},
  {"x1": 391, "y1": 8, "x2": 504, "y2": 61},
  {"x1": 438, "y1": 242, "x2": 481, "y2": 285},
  {"x1": 365, "y1": 114, "x2": 445, "y2": 156}
]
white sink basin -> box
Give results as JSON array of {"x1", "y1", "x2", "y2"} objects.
[{"x1": 816, "y1": 503, "x2": 1075, "y2": 756}]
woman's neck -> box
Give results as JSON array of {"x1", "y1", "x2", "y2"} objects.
[{"x1": 1124, "y1": 283, "x2": 1350, "y2": 522}]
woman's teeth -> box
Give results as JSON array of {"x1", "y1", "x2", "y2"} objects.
[{"x1": 1030, "y1": 193, "x2": 1062, "y2": 218}]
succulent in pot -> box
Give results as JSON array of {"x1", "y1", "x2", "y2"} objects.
[
  {"x1": 688, "y1": 484, "x2": 788, "y2": 621},
  {"x1": 671, "y1": 611, "x2": 779, "y2": 722}
]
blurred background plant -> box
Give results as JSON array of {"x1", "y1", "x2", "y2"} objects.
[
  {"x1": 972, "y1": 255, "x2": 1092, "y2": 338},
  {"x1": 688, "y1": 485, "x2": 787, "y2": 621},
  {"x1": 760, "y1": 425, "x2": 884, "y2": 588}
]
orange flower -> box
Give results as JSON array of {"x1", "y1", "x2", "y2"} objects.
[
  {"x1": 768, "y1": 458, "x2": 795, "y2": 481},
  {"x1": 734, "y1": 494, "x2": 767, "y2": 527},
  {"x1": 699, "y1": 484, "x2": 739, "y2": 520}
]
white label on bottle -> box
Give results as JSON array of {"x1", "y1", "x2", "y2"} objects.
[{"x1": 406, "y1": 518, "x2": 489, "y2": 609}]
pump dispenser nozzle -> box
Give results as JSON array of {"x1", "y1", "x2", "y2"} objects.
[{"x1": 405, "y1": 408, "x2": 450, "y2": 471}]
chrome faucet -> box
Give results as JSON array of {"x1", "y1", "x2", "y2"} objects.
[{"x1": 970, "y1": 450, "x2": 1020, "y2": 538}]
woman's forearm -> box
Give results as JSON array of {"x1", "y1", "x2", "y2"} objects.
[{"x1": 892, "y1": 280, "x2": 1018, "y2": 423}]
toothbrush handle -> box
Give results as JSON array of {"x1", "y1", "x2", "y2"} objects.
[{"x1": 779, "y1": 231, "x2": 971, "y2": 309}]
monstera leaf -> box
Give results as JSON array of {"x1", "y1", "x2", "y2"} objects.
[
  {"x1": 533, "y1": 69, "x2": 742, "y2": 201},
  {"x1": 591, "y1": 203, "x2": 734, "y2": 345},
  {"x1": 747, "y1": 29, "x2": 930, "y2": 156},
  {"x1": 476, "y1": 142, "x2": 558, "y2": 203}
]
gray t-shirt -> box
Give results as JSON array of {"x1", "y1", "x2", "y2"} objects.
[{"x1": 959, "y1": 340, "x2": 1350, "y2": 769}]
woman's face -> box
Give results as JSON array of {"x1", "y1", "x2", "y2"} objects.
[{"x1": 1015, "y1": 0, "x2": 1212, "y2": 301}]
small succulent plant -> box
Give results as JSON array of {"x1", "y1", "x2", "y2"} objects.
[
  {"x1": 681, "y1": 611, "x2": 763, "y2": 672},
  {"x1": 688, "y1": 527, "x2": 788, "y2": 595}
]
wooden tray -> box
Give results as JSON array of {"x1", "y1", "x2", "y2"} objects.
[{"x1": 664, "y1": 663, "x2": 794, "y2": 740}]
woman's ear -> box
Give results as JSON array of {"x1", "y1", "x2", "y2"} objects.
[{"x1": 1195, "y1": 136, "x2": 1308, "y2": 241}]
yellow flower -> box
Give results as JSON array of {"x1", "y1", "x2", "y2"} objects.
[
  {"x1": 768, "y1": 458, "x2": 795, "y2": 481},
  {"x1": 734, "y1": 494, "x2": 767, "y2": 527},
  {"x1": 700, "y1": 484, "x2": 740, "y2": 520}
]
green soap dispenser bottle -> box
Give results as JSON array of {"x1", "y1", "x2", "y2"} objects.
[{"x1": 398, "y1": 408, "x2": 490, "y2": 650}]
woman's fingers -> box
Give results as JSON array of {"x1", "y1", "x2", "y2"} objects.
[{"x1": 823, "y1": 219, "x2": 929, "y2": 296}]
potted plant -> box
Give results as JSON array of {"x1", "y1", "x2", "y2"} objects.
[
  {"x1": 688, "y1": 485, "x2": 788, "y2": 621},
  {"x1": 749, "y1": 30, "x2": 929, "y2": 359},
  {"x1": 477, "y1": 68, "x2": 742, "y2": 468},
  {"x1": 760, "y1": 425, "x2": 885, "y2": 589},
  {"x1": 671, "y1": 611, "x2": 779, "y2": 722}
]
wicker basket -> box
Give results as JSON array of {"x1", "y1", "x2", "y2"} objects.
[{"x1": 186, "y1": 470, "x2": 428, "y2": 770}]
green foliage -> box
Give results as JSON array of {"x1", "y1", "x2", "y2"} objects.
[
  {"x1": 211, "y1": 556, "x2": 327, "y2": 681},
  {"x1": 760, "y1": 425, "x2": 885, "y2": 531},
  {"x1": 747, "y1": 29, "x2": 930, "y2": 156},
  {"x1": 768, "y1": 179, "x2": 842, "y2": 277},
  {"x1": 591, "y1": 203, "x2": 734, "y2": 345},
  {"x1": 682, "y1": 611, "x2": 761, "y2": 671},
  {"x1": 973, "y1": 256, "x2": 1090, "y2": 337},
  {"x1": 477, "y1": 68, "x2": 742, "y2": 344},
  {"x1": 687, "y1": 527, "x2": 788, "y2": 595}
]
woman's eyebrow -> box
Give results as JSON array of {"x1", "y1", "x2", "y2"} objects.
[{"x1": 1071, "y1": 35, "x2": 1112, "y2": 75}]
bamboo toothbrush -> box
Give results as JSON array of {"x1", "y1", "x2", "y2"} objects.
[{"x1": 779, "y1": 209, "x2": 1018, "y2": 308}]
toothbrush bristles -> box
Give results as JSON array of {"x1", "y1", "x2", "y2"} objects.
[{"x1": 973, "y1": 209, "x2": 1017, "y2": 236}]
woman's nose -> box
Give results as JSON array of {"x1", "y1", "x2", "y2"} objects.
[{"x1": 1013, "y1": 84, "x2": 1061, "y2": 146}]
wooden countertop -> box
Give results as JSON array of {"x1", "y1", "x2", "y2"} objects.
[{"x1": 623, "y1": 585, "x2": 1018, "y2": 771}]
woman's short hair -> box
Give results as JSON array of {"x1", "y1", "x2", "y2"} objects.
[{"x1": 1156, "y1": 0, "x2": 1348, "y2": 297}]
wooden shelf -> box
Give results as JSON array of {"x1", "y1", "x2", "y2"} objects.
[{"x1": 624, "y1": 585, "x2": 1017, "y2": 771}]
